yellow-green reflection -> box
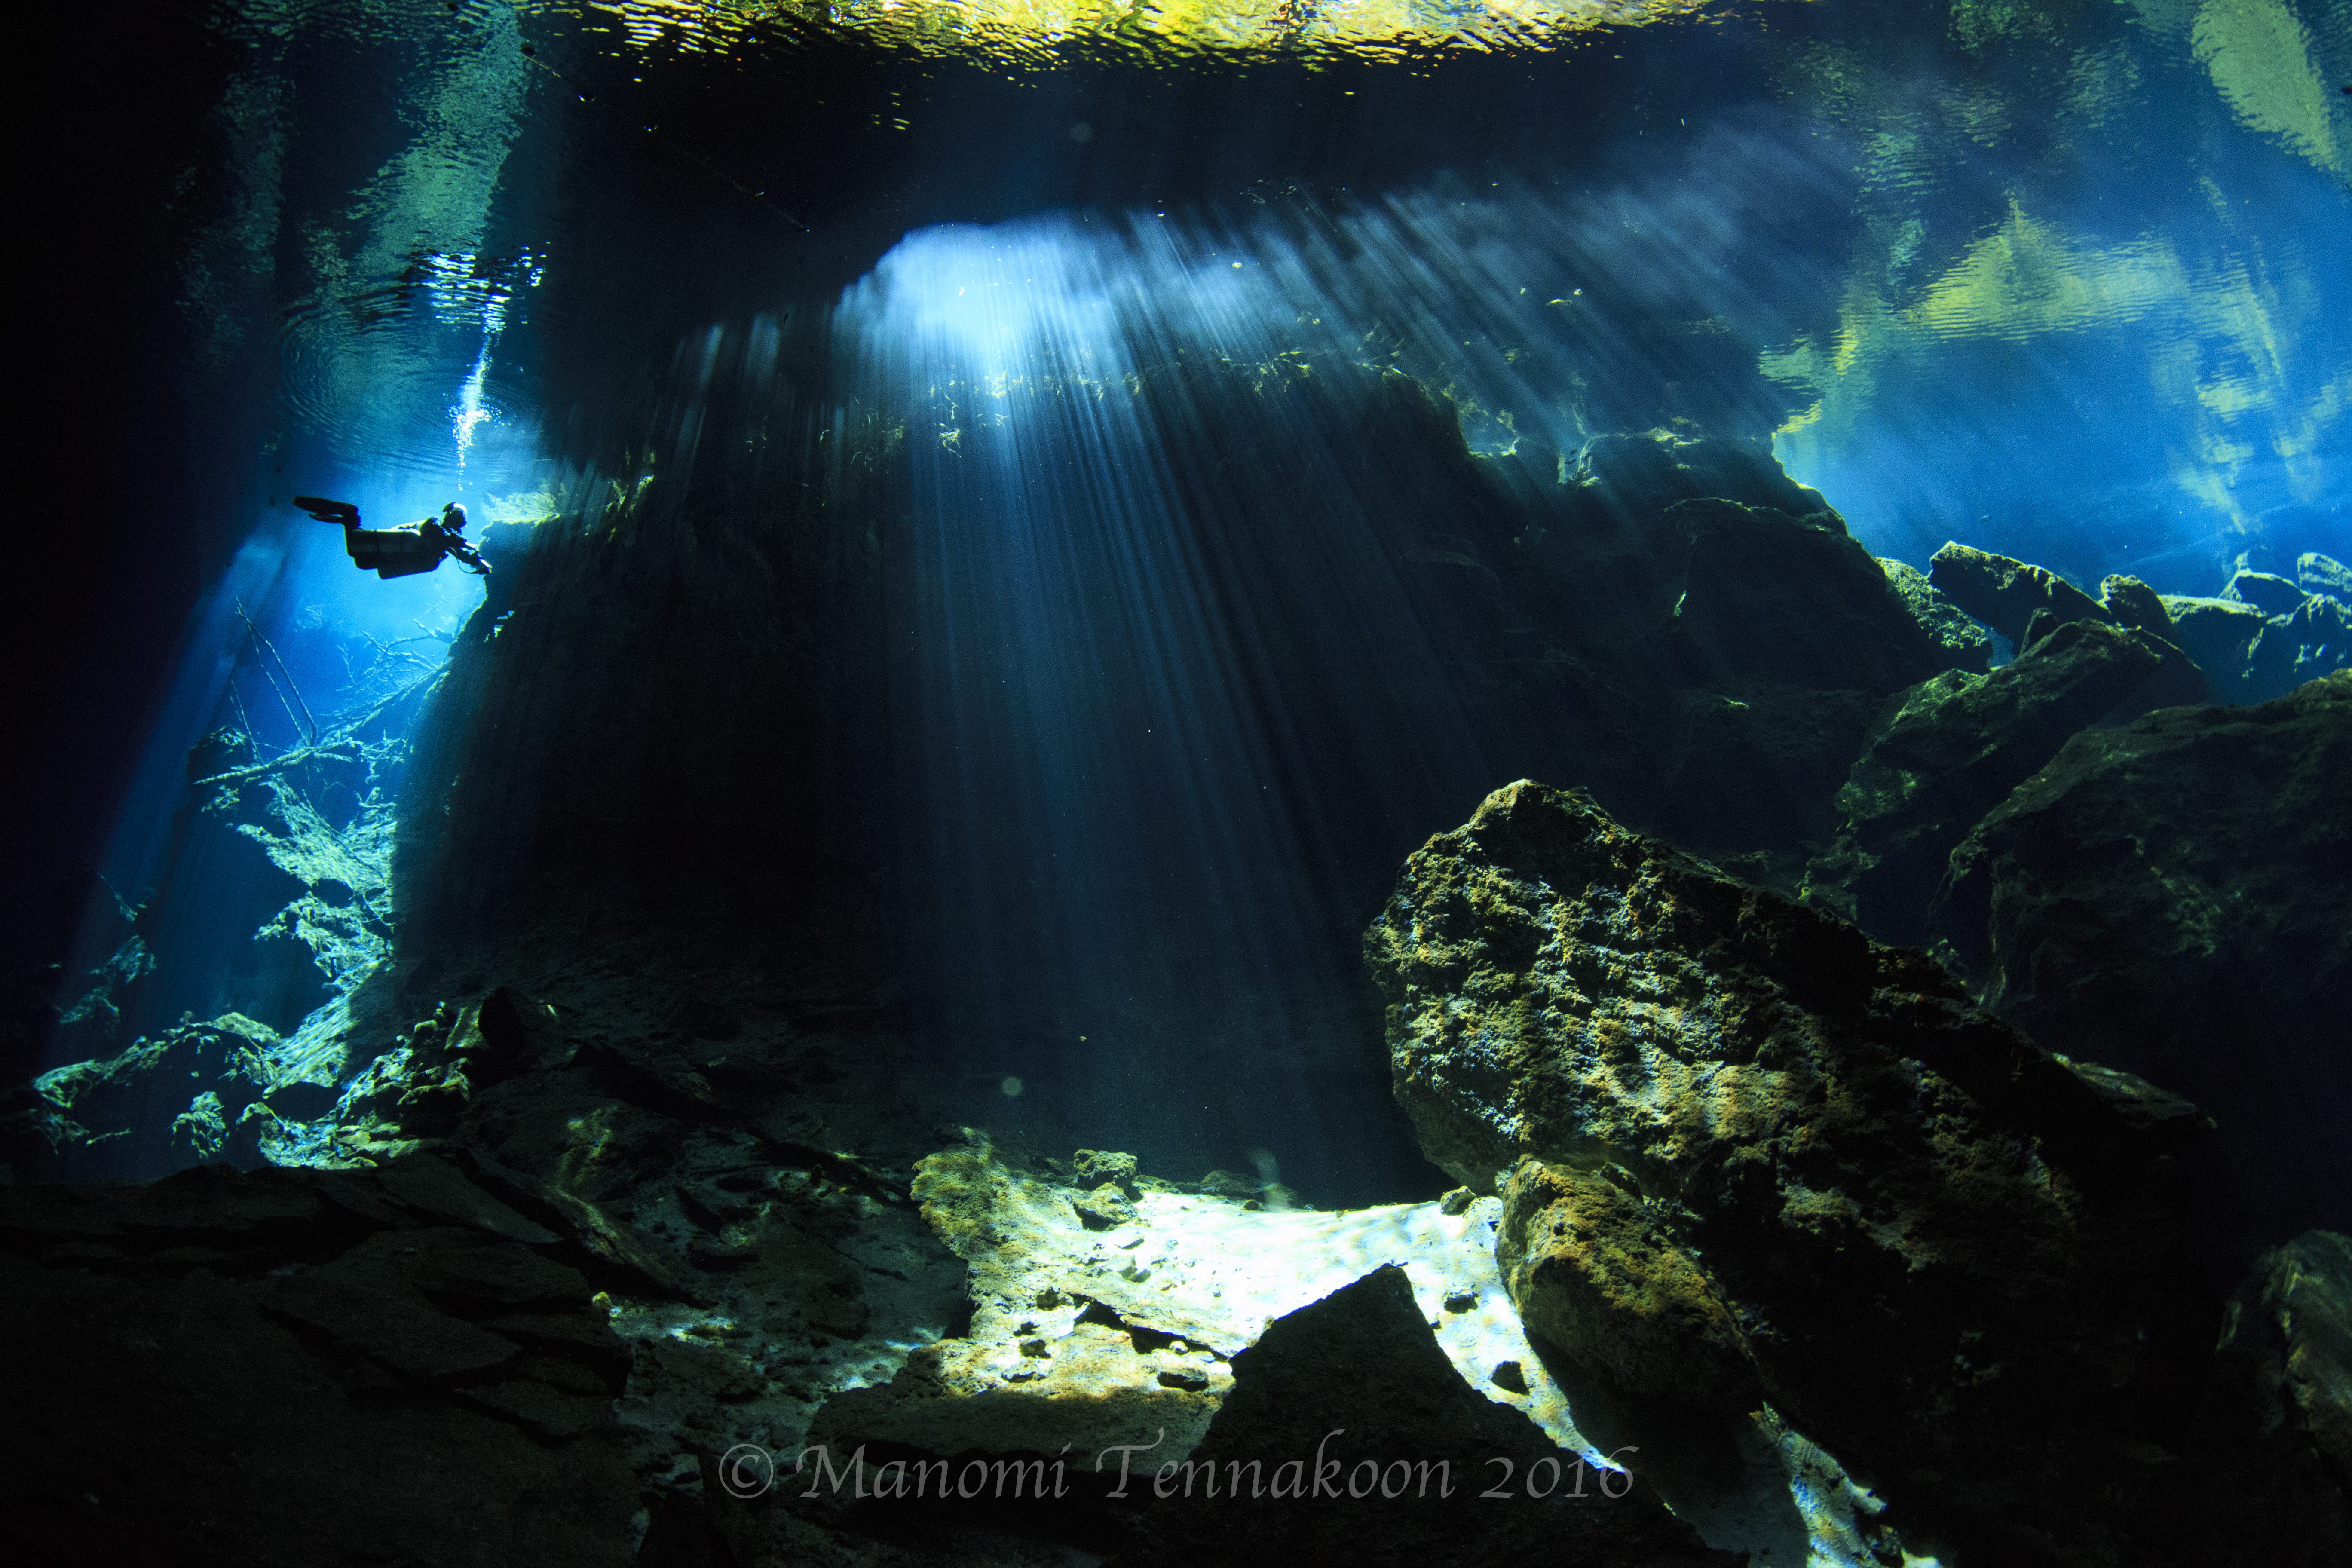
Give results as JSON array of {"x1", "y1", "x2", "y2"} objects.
[
  {"x1": 1767, "y1": 195, "x2": 2342, "y2": 527},
  {"x1": 539, "y1": 0, "x2": 1726, "y2": 67},
  {"x1": 2134, "y1": 0, "x2": 2346, "y2": 178},
  {"x1": 1764, "y1": 0, "x2": 2347, "y2": 536}
]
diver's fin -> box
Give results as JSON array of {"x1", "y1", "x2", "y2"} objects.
[{"x1": 292, "y1": 495, "x2": 361, "y2": 524}]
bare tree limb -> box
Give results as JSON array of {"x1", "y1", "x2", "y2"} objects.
[{"x1": 235, "y1": 599, "x2": 319, "y2": 746}]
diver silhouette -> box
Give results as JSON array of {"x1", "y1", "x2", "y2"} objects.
[{"x1": 293, "y1": 496, "x2": 491, "y2": 579}]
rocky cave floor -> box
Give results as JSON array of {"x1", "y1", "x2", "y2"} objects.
[{"x1": 1, "y1": 899, "x2": 1792, "y2": 1568}]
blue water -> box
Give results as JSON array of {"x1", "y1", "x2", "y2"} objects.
[{"x1": 43, "y1": 0, "x2": 2352, "y2": 1163}]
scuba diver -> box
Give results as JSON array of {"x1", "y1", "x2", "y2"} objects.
[{"x1": 293, "y1": 496, "x2": 490, "y2": 579}]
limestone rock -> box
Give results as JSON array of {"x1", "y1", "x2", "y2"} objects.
[
  {"x1": 2299, "y1": 551, "x2": 2352, "y2": 604},
  {"x1": 1879, "y1": 556, "x2": 1993, "y2": 672},
  {"x1": 1072, "y1": 1182, "x2": 1141, "y2": 1229},
  {"x1": 2159, "y1": 592, "x2": 2350, "y2": 704},
  {"x1": 1807, "y1": 617, "x2": 2165, "y2": 943},
  {"x1": 2168, "y1": 1231, "x2": 2352, "y2": 1562},
  {"x1": 1364, "y1": 780, "x2": 2220, "y2": 1566},
  {"x1": 1928, "y1": 541, "x2": 2110, "y2": 644},
  {"x1": 1661, "y1": 498, "x2": 1942, "y2": 697},
  {"x1": 1571, "y1": 429, "x2": 1828, "y2": 524},
  {"x1": 1930, "y1": 670, "x2": 2352, "y2": 1248},
  {"x1": 2231, "y1": 1232, "x2": 2352, "y2": 1482},
  {"x1": 462, "y1": 985, "x2": 562, "y2": 1084},
  {"x1": 2223, "y1": 567, "x2": 2307, "y2": 616},
  {"x1": 2098, "y1": 573, "x2": 2214, "y2": 710},
  {"x1": 1074, "y1": 1147, "x2": 1142, "y2": 1194},
  {"x1": 1496, "y1": 1161, "x2": 1758, "y2": 1413},
  {"x1": 2099, "y1": 573, "x2": 2179, "y2": 638},
  {"x1": 1501, "y1": 454, "x2": 1951, "y2": 857},
  {"x1": 456, "y1": 1148, "x2": 712, "y2": 1303},
  {"x1": 2056, "y1": 1057, "x2": 2216, "y2": 1152},
  {"x1": 268, "y1": 1245, "x2": 527, "y2": 1382},
  {"x1": 2160, "y1": 594, "x2": 2269, "y2": 687},
  {"x1": 1118, "y1": 1264, "x2": 1739, "y2": 1568},
  {"x1": 2249, "y1": 594, "x2": 2352, "y2": 701}
]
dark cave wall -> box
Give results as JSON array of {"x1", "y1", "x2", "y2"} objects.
[{"x1": 394, "y1": 389, "x2": 900, "y2": 947}]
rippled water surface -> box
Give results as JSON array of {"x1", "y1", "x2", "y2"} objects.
[{"x1": 187, "y1": 0, "x2": 2343, "y2": 591}]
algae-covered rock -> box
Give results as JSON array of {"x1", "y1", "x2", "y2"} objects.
[
  {"x1": 2, "y1": 1012, "x2": 287, "y2": 1181},
  {"x1": 1365, "y1": 780, "x2": 2220, "y2": 1566},
  {"x1": 2098, "y1": 572, "x2": 2213, "y2": 709},
  {"x1": 2299, "y1": 551, "x2": 2352, "y2": 604},
  {"x1": 1072, "y1": 1182, "x2": 1140, "y2": 1229},
  {"x1": 2248, "y1": 594, "x2": 2352, "y2": 701},
  {"x1": 2230, "y1": 1231, "x2": 2352, "y2": 1483},
  {"x1": 2160, "y1": 594, "x2": 2269, "y2": 685},
  {"x1": 2223, "y1": 567, "x2": 2306, "y2": 616},
  {"x1": 2175, "y1": 1231, "x2": 2352, "y2": 1563},
  {"x1": 1916, "y1": 545, "x2": 2210, "y2": 721},
  {"x1": 2098, "y1": 573, "x2": 2179, "y2": 639},
  {"x1": 1928, "y1": 541, "x2": 2111, "y2": 644},
  {"x1": 1930, "y1": 670, "x2": 2352, "y2": 1249},
  {"x1": 1878, "y1": 556, "x2": 1993, "y2": 672},
  {"x1": 1571, "y1": 429, "x2": 1828, "y2": 523},
  {"x1": 2160, "y1": 591, "x2": 2351, "y2": 704},
  {"x1": 1073, "y1": 1147, "x2": 1142, "y2": 1194},
  {"x1": 1807, "y1": 617, "x2": 2165, "y2": 943},
  {"x1": 1495, "y1": 1160, "x2": 1757, "y2": 1414}
]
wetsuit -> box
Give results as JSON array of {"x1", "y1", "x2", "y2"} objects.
[{"x1": 343, "y1": 515, "x2": 489, "y2": 578}]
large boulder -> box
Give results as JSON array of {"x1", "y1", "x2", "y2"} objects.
[
  {"x1": 1118, "y1": 1264, "x2": 1738, "y2": 1568},
  {"x1": 2248, "y1": 594, "x2": 2352, "y2": 700},
  {"x1": 2161, "y1": 594, "x2": 2270, "y2": 686},
  {"x1": 1507, "y1": 480, "x2": 1951, "y2": 858},
  {"x1": 2095, "y1": 573, "x2": 2213, "y2": 710},
  {"x1": 2299, "y1": 551, "x2": 2352, "y2": 603},
  {"x1": 1494, "y1": 1161, "x2": 1757, "y2": 1412},
  {"x1": 1929, "y1": 670, "x2": 2352, "y2": 1252},
  {"x1": 1364, "y1": 780, "x2": 2223, "y2": 1565},
  {"x1": 2223, "y1": 568, "x2": 2307, "y2": 616},
  {"x1": 2163, "y1": 587, "x2": 2352, "y2": 705},
  {"x1": 1923, "y1": 544, "x2": 2211, "y2": 715},
  {"x1": 2161, "y1": 1230, "x2": 2352, "y2": 1562},
  {"x1": 1877, "y1": 557, "x2": 1992, "y2": 673},
  {"x1": 1806, "y1": 618, "x2": 2167, "y2": 944},
  {"x1": 1927, "y1": 541, "x2": 2110, "y2": 644}
]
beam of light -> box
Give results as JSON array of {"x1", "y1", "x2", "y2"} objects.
[
  {"x1": 824, "y1": 156, "x2": 1871, "y2": 1191},
  {"x1": 838, "y1": 214, "x2": 1488, "y2": 1190},
  {"x1": 48, "y1": 460, "x2": 511, "y2": 1095},
  {"x1": 817, "y1": 88, "x2": 2350, "y2": 1192},
  {"x1": 453, "y1": 346, "x2": 496, "y2": 464}
]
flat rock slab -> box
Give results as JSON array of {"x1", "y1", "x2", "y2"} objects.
[
  {"x1": 1115, "y1": 1265, "x2": 1743, "y2": 1568},
  {"x1": 1, "y1": 1157, "x2": 639, "y2": 1568}
]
